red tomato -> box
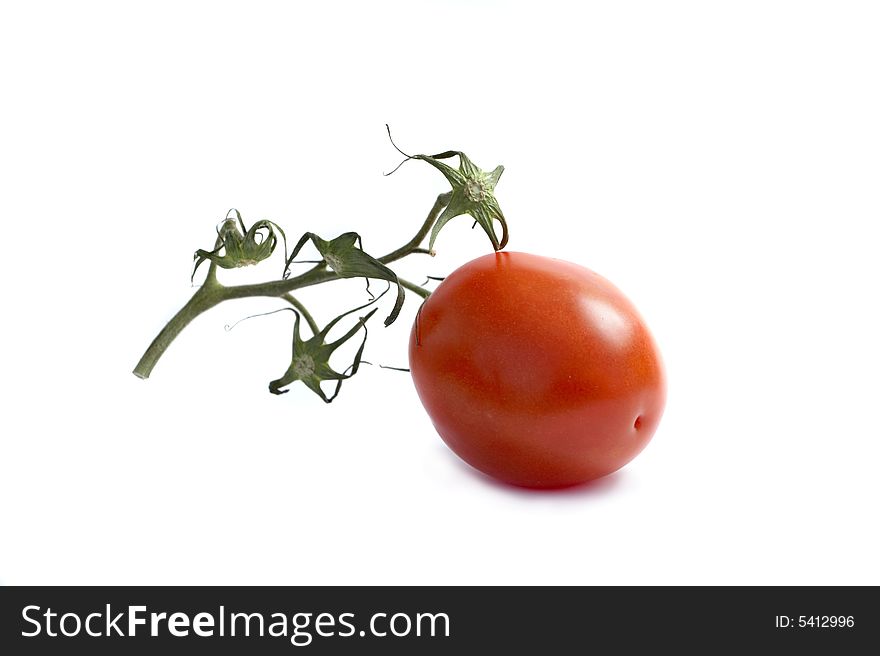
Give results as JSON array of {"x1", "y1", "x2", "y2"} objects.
[{"x1": 409, "y1": 252, "x2": 666, "y2": 488}]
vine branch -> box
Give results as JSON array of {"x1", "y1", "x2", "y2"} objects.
[{"x1": 282, "y1": 294, "x2": 320, "y2": 336}]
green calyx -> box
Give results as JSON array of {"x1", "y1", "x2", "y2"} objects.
[
  {"x1": 268, "y1": 295, "x2": 380, "y2": 403},
  {"x1": 284, "y1": 232, "x2": 405, "y2": 327},
  {"x1": 416, "y1": 151, "x2": 507, "y2": 251},
  {"x1": 192, "y1": 209, "x2": 287, "y2": 281}
]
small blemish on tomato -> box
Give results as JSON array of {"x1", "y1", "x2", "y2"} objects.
[{"x1": 633, "y1": 416, "x2": 643, "y2": 430}]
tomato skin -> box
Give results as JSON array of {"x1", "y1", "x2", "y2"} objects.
[{"x1": 409, "y1": 252, "x2": 666, "y2": 488}]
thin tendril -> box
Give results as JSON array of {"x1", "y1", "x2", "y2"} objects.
[
  {"x1": 383, "y1": 124, "x2": 414, "y2": 176},
  {"x1": 384, "y1": 158, "x2": 411, "y2": 177},
  {"x1": 356, "y1": 361, "x2": 411, "y2": 373},
  {"x1": 225, "y1": 307, "x2": 294, "y2": 332},
  {"x1": 385, "y1": 124, "x2": 412, "y2": 158}
]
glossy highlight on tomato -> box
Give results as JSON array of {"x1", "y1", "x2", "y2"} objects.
[{"x1": 409, "y1": 252, "x2": 666, "y2": 488}]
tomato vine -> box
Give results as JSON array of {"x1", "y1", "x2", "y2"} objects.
[{"x1": 132, "y1": 128, "x2": 508, "y2": 402}]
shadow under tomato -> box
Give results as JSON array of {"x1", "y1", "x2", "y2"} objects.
[{"x1": 442, "y1": 449, "x2": 628, "y2": 498}]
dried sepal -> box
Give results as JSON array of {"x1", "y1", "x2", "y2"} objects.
[
  {"x1": 192, "y1": 209, "x2": 288, "y2": 281},
  {"x1": 284, "y1": 232, "x2": 405, "y2": 327},
  {"x1": 268, "y1": 294, "x2": 382, "y2": 403},
  {"x1": 415, "y1": 151, "x2": 507, "y2": 251}
]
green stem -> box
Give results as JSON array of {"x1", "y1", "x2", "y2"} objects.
[
  {"x1": 132, "y1": 283, "x2": 223, "y2": 379},
  {"x1": 398, "y1": 277, "x2": 431, "y2": 299},
  {"x1": 379, "y1": 192, "x2": 450, "y2": 264},
  {"x1": 282, "y1": 293, "x2": 320, "y2": 335},
  {"x1": 220, "y1": 265, "x2": 333, "y2": 300}
]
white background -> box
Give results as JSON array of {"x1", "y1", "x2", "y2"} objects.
[{"x1": 1, "y1": 1, "x2": 878, "y2": 585}]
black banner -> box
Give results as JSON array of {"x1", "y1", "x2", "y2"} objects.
[{"x1": 1, "y1": 586, "x2": 875, "y2": 654}]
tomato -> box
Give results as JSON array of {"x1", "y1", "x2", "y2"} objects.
[{"x1": 408, "y1": 252, "x2": 666, "y2": 488}]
